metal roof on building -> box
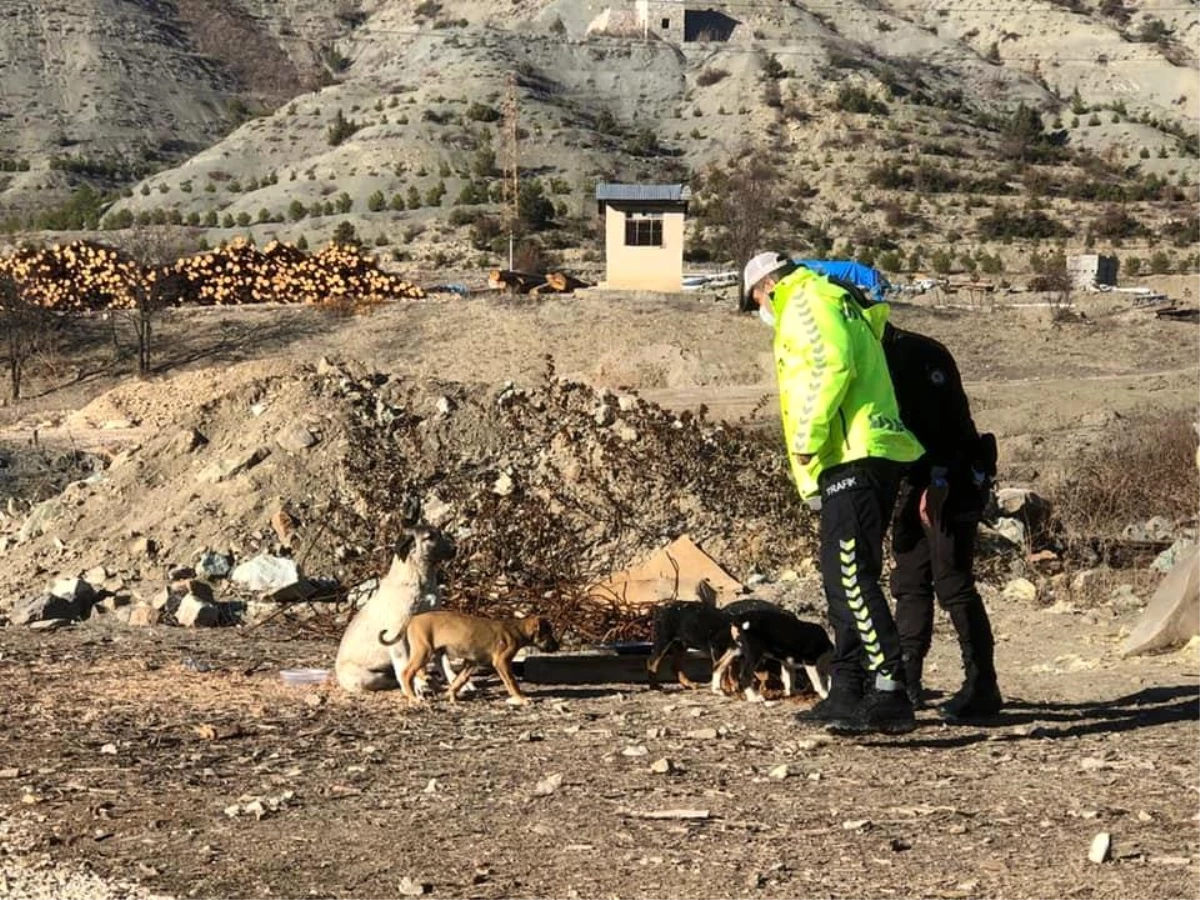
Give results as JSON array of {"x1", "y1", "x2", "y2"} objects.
[{"x1": 595, "y1": 183, "x2": 690, "y2": 203}]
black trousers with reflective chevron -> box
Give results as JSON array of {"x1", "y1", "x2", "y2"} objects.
[{"x1": 818, "y1": 458, "x2": 906, "y2": 691}]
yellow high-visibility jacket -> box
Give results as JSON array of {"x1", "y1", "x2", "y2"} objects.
[{"x1": 770, "y1": 267, "x2": 924, "y2": 498}]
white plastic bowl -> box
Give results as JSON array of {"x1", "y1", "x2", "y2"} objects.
[{"x1": 280, "y1": 668, "x2": 330, "y2": 686}]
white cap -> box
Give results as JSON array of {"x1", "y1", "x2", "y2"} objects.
[{"x1": 743, "y1": 251, "x2": 791, "y2": 294}]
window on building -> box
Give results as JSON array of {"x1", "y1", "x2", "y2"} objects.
[
  {"x1": 625, "y1": 212, "x2": 663, "y2": 247},
  {"x1": 662, "y1": 17, "x2": 671, "y2": 29}
]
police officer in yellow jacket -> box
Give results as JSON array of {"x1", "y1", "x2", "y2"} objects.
[{"x1": 743, "y1": 252, "x2": 924, "y2": 734}]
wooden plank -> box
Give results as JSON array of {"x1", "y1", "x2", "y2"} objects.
[{"x1": 518, "y1": 649, "x2": 712, "y2": 685}]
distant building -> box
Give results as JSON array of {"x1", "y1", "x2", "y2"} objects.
[
  {"x1": 583, "y1": 2, "x2": 738, "y2": 43},
  {"x1": 596, "y1": 183, "x2": 690, "y2": 292},
  {"x1": 637, "y1": 0, "x2": 685, "y2": 43},
  {"x1": 1067, "y1": 254, "x2": 1119, "y2": 290}
]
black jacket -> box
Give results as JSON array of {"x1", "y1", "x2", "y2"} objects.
[{"x1": 881, "y1": 323, "x2": 982, "y2": 483}]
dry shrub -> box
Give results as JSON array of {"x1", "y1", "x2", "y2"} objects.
[{"x1": 1051, "y1": 409, "x2": 1199, "y2": 557}]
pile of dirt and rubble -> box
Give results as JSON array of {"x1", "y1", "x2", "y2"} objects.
[
  {"x1": 0, "y1": 238, "x2": 425, "y2": 311},
  {"x1": 0, "y1": 357, "x2": 820, "y2": 642}
]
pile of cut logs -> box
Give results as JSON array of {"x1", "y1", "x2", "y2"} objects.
[
  {"x1": 487, "y1": 269, "x2": 590, "y2": 296},
  {"x1": 0, "y1": 239, "x2": 425, "y2": 311}
]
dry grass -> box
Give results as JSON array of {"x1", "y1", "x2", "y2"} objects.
[{"x1": 1051, "y1": 409, "x2": 1199, "y2": 557}]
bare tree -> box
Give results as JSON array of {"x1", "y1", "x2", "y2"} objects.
[
  {"x1": 120, "y1": 227, "x2": 191, "y2": 376},
  {"x1": 692, "y1": 145, "x2": 784, "y2": 269},
  {"x1": 0, "y1": 273, "x2": 51, "y2": 404}
]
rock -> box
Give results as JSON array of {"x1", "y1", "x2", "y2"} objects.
[
  {"x1": 421, "y1": 495, "x2": 453, "y2": 527},
  {"x1": 316, "y1": 356, "x2": 340, "y2": 376},
  {"x1": 492, "y1": 472, "x2": 515, "y2": 497},
  {"x1": 197, "y1": 447, "x2": 270, "y2": 484},
  {"x1": 28, "y1": 618, "x2": 69, "y2": 632},
  {"x1": 240, "y1": 600, "x2": 278, "y2": 626},
  {"x1": 994, "y1": 488, "x2": 1052, "y2": 536},
  {"x1": 687, "y1": 727, "x2": 719, "y2": 741},
  {"x1": 11, "y1": 592, "x2": 90, "y2": 626},
  {"x1": 275, "y1": 425, "x2": 318, "y2": 453},
  {"x1": 150, "y1": 588, "x2": 174, "y2": 611},
  {"x1": 612, "y1": 422, "x2": 639, "y2": 442},
  {"x1": 768, "y1": 764, "x2": 790, "y2": 780},
  {"x1": 1003, "y1": 577, "x2": 1038, "y2": 604},
  {"x1": 593, "y1": 405, "x2": 615, "y2": 427},
  {"x1": 49, "y1": 577, "x2": 97, "y2": 605},
  {"x1": 618, "y1": 394, "x2": 639, "y2": 412},
  {"x1": 1122, "y1": 522, "x2": 1151, "y2": 542},
  {"x1": 168, "y1": 566, "x2": 196, "y2": 581},
  {"x1": 396, "y1": 877, "x2": 429, "y2": 897},
  {"x1": 128, "y1": 604, "x2": 161, "y2": 627},
  {"x1": 993, "y1": 517, "x2": 1027, "y2": 548},
  {"x1": 230, "y1": 554, "x2": 307, "y2": 599},
  {"x1": 175, "y1": 593, "x2": 220, "y2": 627},
  {"x1": 84, "y1": 566, "x2": 109, "y2": 586},
  {"x1": 1088, "y1": 832, "x2": 1113, "y2": 864},
  {"x1": 1071, "y1": 568, "x2": 1104, "y2": 595},
  {"x1": 127, "y1": 535, "x2": 158, "y2": 559},
  {"x1": 271, "y1": 509, "x2": 300, "y2": 547},
  {"x1": 1143, "y1": 516, "x2": 1174, "y2": 541},
  {"x1": 172, "y1": 579, "x2": 215, "y2": 604},
  {"x1": 1152, "y1": 539, "x2": 1196, "y2": 573},
  {"x1": 16, "y1": 498, "x2": 65, "y2": 543},
  {"x1": 170, "y1": 428, "x2": 207, "y2": 454},
  {"x1": 196, "y1": 551, "x2": 234, "y2": 580},
  {"x1": 622, "y1": 745, "x2": 649, "y2": 757},
  {"x1": 100, "y1": 594, "x2": 131, "y2": 612},
  {"x1": 532, "y1": 773, "x2": 563, "y2": 796},
  {"x1": 435, "y1": 396, "x2": 455, "y2": 416},
  {"x1": 649, "y1": 758, "x2": 674, "y2": 775}
]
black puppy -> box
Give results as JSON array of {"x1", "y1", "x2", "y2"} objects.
[
  {"x1": 731, "y1": 609, "x2": 833, "y2": 702},
  {"x1": 647, "y1": 597, "x2": 777, "y2": 691}
]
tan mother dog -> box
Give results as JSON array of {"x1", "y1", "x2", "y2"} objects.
[
  {"x1": 335, "y1": 523, "x2": 455, "y2": 693},
  {"x1": 381, "y1": 610, "x2": 560, "y2": 705}
]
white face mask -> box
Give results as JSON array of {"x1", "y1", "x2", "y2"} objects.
[{"x1": 758, "y1": 304, "x2": 776, "y2": 328}]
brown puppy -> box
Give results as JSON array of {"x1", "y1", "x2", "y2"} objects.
[{"x1": 381, "y1": 610, "x2": 559, "y2": 705}]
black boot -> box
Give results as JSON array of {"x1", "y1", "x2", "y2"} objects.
[
  {"x1": 940, "y1": 604, "x2": 1003, "y2": 722},
  {"x1": 940, "y1": 664, "x2": 1003, "y2": 721},
  {"x1": 794, "y1": 678, "x2": 862, "y2": 725},
  {"x1": 826, "y1": 682, "x2": 916, "y2": 735},
  {"x1": 902, "y1": 650, "x2": 925, "y2": 709}
]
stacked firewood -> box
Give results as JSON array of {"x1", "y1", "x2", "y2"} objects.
[{"x1": 0, "y1": 239, "x2": 426, "y2": 311}]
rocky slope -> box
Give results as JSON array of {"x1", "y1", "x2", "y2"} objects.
[{"x1": 0, "y1": 0, "x2": 1197, "y2": 269}]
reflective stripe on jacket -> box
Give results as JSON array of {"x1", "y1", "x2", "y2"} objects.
[{"x1": 770, "y1": 267, "x2": 924, "y2": 497}]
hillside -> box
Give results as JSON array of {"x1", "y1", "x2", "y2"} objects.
[{"x1": 1, "y1": 0, "x2": 1197, "y2": 275}]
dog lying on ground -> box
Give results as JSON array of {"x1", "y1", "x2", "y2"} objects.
[
  {"x1": 335, "y1": 522, "x2": 456, "y2": 694},
  {"x1": 647, "y1": 597, "x2": 781, "y2": 692},
  {"x1": 381, "y1": 610, "x2": 560, "y2": 705},
  {"x1": 731, "y1": 609, "x2": 833, "y2": 702}
]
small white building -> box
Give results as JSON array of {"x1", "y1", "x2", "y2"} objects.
[
  {"x1": 596, "y1": 183, "x2": 690, "y2": 292},
  {"x1": 1067, "y1": 254, "x2": 1118, "y2": 289}
]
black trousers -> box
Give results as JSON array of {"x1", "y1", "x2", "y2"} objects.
[
  {"x1": 890, "y1": 475, "x2": 996, "y2": 678},
  {"x1": 818, "y1": 458, "x2": 905, "y2": 689}
]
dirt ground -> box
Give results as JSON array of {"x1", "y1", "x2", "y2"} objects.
[{"x1": 1, "y1": 285, "x2": 1198, "y2": 899}]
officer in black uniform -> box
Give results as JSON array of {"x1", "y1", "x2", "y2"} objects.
[{"x1": 881, "y1": 323, "x2": 1003, "y2": 722}]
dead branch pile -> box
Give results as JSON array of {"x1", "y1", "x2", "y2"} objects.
[
  {"x1": 321, "y1": 359, "x2": 817, "y2": 643},
  {"x1": 0, "y1": 238, "x2": 425, "y2": 311}
]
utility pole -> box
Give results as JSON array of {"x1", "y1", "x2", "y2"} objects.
[{"x1": 500, "y1": 71, "x2": 520, "y2": 271}]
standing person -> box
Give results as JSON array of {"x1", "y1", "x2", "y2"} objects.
[
  {"x1": 742, "y1": 252, "x2": 924, "y2": 735},
  {"x1": 881, "y1": 323, "x2": 1004, "y2": 722}
]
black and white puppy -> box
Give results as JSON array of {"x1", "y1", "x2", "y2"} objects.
[
  {"x1": 731, "y1": 609, "x2": 833, "y2": 702},
  {"x1": 647, "y1": 597, "x2": 779, "y2": 692}
]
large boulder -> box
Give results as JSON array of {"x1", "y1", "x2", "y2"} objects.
[
  {"x1": 1121, "y1": 545, "x2": 1200, "y2": 656},
  {"x1": 230, "y1": 554, "x2": 311, "y2": 600}
]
